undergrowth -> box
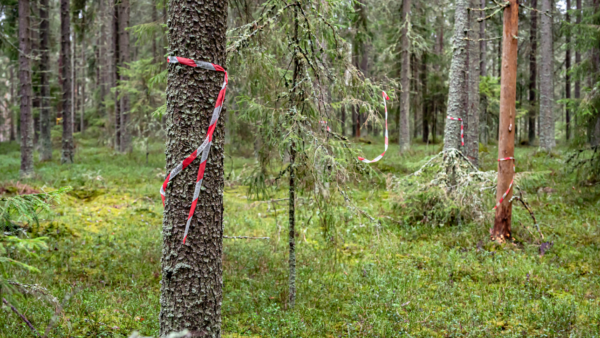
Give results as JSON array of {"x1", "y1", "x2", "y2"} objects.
[{"x1": 0, "y1": 137, "x2": 599, "y2": 337}]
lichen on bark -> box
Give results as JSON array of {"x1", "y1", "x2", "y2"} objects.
[{"x1": 160, "y1": 0, "x2": 228, "y2": 336}]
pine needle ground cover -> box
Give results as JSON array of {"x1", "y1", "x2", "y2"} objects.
[{"x1": 1, "y1": 138, "x2": 599, "y2": 337}]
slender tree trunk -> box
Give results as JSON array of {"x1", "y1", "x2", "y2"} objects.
[
  {"x1": 39, "y1": 0, "x2": 52, "y2": 160},
  {"x1": 113, "y1": 0, "x2": 120, "y2": 149},
  {"x1": 341, "y1": 105, "x2": 346, "y2": 136},
  {"x1": 540, "y1": 0, "x2": 555, "y2": 150},
  {"x1": 118, "y1": 0, "x2": 131, "y2": 152},
  {"x1": 443, "y1": 0, "x2": 467, "y2": 151},
  {"x1": 399, "y1": 0, "x2": 411, "y2": 151},
  {"x1": 492, "y1": 0, "x2": 519, "y2": 242},
  {"x1": 422, "y1": 53, "x2": 429, "y2": 143},
  {"x1": 31, "y1": 0, "x2": 40, "y2": 146},
  {"x1": 9, "y1": 66, "x2": 16, "y2": 142},
  {"x1": 81, "y1": 18, "x2": 86, "y2": 134},
  {"x1": 152, "y1": 0, "x2": 158, "y2": 62},
  {"x1": 467, "y1": 0, "x2": 480, "y2": 166},
  {"x1": 72, "y1": 30, "x2": 77, "y2": 133},
  {"x1": 19, "y1": 0, "x2": 34, "y2": 176},
  {"x1": 480, "y1": 0, "x2": 487, "y2": 144},
  {"x1": 565, "y1": 0, "x2": 571, "y2": 141},
  {"x1": 160, "y1": 0, "x2": 228, "y2": 334},
  {"x1": 529, "y1": 0, "x2": 537, "y2": 145},
  {"x1": 575, "y1": 0, "x2": 581, "y2": 110},
  {"x1": 60, "y1": 0, "x2": 74, "y2": 163},
  {"x1": 99, "y1": 0, "x2": 108, "y2": 119}
]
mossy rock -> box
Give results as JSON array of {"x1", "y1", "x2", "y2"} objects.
[{"x1": 68, "y1": 187, "x2": 106, "y2": 201}]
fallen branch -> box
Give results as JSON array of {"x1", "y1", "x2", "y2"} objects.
[
  {"x1": 223, "y1": 235, "x2": 270, "y2": 240},
  {"x1": 510, "y1": 186, "x2": 544, "y2": 240},
  {"x1": 3, "y1": 297, "x2": 40, "y2": 336}
]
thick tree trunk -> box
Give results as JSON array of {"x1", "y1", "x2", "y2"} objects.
[
  {"x1": 60, "y1": 0, "x2": 74, "y2": 163},
  {"x1": 565, "y1": 0, "x2": 571, "y2": 141},
  {"x1": 118, "y1": 0, "x2": 131, "y2": 152},
  {"x1": 39, "y1": 0, "x2": 52, "y2": 161},
  {"x1": 492, "y1": 0, "x2": 519, "y2": 243},
  {"x1": 529, "y1": 0, "x2": 537, "y2": 145},
  {"x1": 399, "y1": 0, "x2": 411, "y2": 151},
  {"x1": 160, "y1": 0, "x2": 228, "y2": 335},
  {"x1": 467, "y1": 0, "x2": 480, "y2": 166},
  {"x1": 19, "y1": 0, "x2": 34, "y2": 176},
  {"x1": 443, "y1": 0, "x2": 467, "y2": 151},
  {"x1": 540, "y1": 0, "x2": 555, "y2": 150}
]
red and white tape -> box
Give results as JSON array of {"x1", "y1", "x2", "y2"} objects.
[
  {"x1": 357, "y1": 91, "x2": 389, "y2": 163},
  {"x1": 493, "y1": 157, "x2": 515, "y2": 210},
  {"x1": 160, "y1": 56, "x2": 228, "y2": 244},
  {"x1": 319, "y1": 120, "x2": 331, "y2": 132},
  {"x1": 446, "y1": 115, "x2": 464, "y2": 146}
]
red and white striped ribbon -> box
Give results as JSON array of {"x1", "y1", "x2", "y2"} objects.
[
  {"x1": 446, "y1": 115, "x2": 464, "y2": 146},
  {"x1": 493, "y1": 157, "x2": 515, "y2": 210},
  {"x1": 357, "y1": 91, "x2": 389, "y2": 163},
  {"x1": 160, "y1": 56, "x2": 228, "y2": 244},
  {"x1": 319, "y1": 120, "x2": 331, "y2": 132}
]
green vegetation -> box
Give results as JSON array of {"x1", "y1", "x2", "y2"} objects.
[{"x1": 0, "y1": 137, "x2": 599, "y2": 337}]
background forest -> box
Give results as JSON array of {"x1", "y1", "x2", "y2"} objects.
[{"x1": 1, "y1": 0, "x2": 600, "y2": 336}]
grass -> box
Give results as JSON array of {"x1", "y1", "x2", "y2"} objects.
[{"x1": 1, "y1": 135, "x2": 600, "y2": 337}]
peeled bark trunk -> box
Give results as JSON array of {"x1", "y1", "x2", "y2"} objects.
[
  {"x1": 467, "y1": 0, "x2": 480, "y2": 166},
  {"x1": 399, "y1": 0, "x2": 411, "y2": 151},
  {"x1": 160, "y1": 0, "x2": 228, "y2": 334},
  {"x1": 529, "y1": 0, "x2": 537, "y2": 145},
  {"x1": 443, "y1": 0, "x2": 467, "y2": 151},
  {"x1": 565, "y1": 0, "x2": 571, "y2": 141},
  {"x1": 118, "y1": 0, "x2": 131, "y2": 152},
  {"x1": 19, "y1": 0, "x2": 34, "y2": 176},
  {"x1": 39, "y1": 0, "x2": 52, "y2": 161},
  {"x1": 540, "y1": 0, "x2": 555, "y2": 150},
  {"x1": 492, "y1": 0, "x2": 519, "y2": 243}
]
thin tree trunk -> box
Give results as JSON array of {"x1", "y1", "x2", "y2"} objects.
[
  {"x1": 113, "y1": 0, "x2": 120, "y2": 149},
  {"x1": 118, "y1": 0, "x2": 131, "y2": 152},
  {"x1": 575, "y1": 0, "x2": 581, "y2": 108},
  {"x1": 480, "y1": 0, "x2": 487, "y2": 144},
  {"x1": 341, "y1": 105, "x2": 346, "y2": 137},
  {"x1": 39, "y1": 0, "x2": 52, "y2": 160},
  {"x1": 492, "y1": 0, "x2": 519, "y2": 242},
  {"x1": 159, "y1": 0, "x2": 228, "y2": 334},
  {"x1": 9, "y1": 66, "x2": 16, "y2": 142},
  {"x1": 81, "y1": 18, "x2": 86, "y2": 134},
  {"x1": 399, "y1": 0, "x2": 411, "y2": 151},
  {"x1": 565, "y1": 0, "x2": 571, "y2": 141},
  {"x1": 61, "y1": 0, "x2": 74, "y2": 163},
  {"x1": 443, "y1": 0, "x2": 467, "y2": 151},
  {"x1": 19, "y1": 0, "x2": 34, "y2": 176},
  {"x1": 152, "y1": 0, "x2": 158, "y2": 62},
  {"x1": 72, "y1": 30, "x2": 77, "y2": 133},
  {"x1": 467, "y1": 0, "x2": 480, "y2": 166},
  {"x1": 529, "y1": 0, "x2": 537, "y2": 145},
  {"x1": 540, "y1": 0, "x2": 555, "y2": 150},
  {"x1": 422, "y1": 53, "x2": 429, "y2": 143},
  {"x1": 99, "y1": 0, "x2": 108, "y2": 119}
]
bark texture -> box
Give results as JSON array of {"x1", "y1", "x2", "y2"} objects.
[
  {"x1": 575, "y1": 0, "x2": 581, "y2": 103},
  {"x1": 565, "y1": 0, "x2": 571, "y2": 141},
  {"x1": 492, "y1": 0, "x2": 519, "y2": 243},
  {"x1": 529, "y1": 0, "x2": 537, "y2": 145},
  {"x1": 118, "y1": 0, "x2": 131, "y2": 152},
  {"x1": 467, "y1": 0, "x2": 480, "y2": 166},
  {"x1": 539, "y1": 0, "x2": 555, "y2": 150},
  {"x1": 160, "y1": 0, "x2": 228, "y2": 335},
  {"x1": 399, "y1": 0, "x2": 411, "y2": 151},
  {"x1": 39, "y1": 0, "x2": 52, "y2": 160},
  {"x1": 443, "y1": 0, "x2": 467, "y2": 151},
  {"x1": 80, "y1": 15, "x2": 86, "y2": 134},
  {"x1": 19, "y1": 0, "x2": 34, "y2": 177},
  {"x1": 60, "y1": 0, "x2": 74, "y2": 163},
  {"x1": 113, "y1": 0, "x2": 121, "y2": 149}
]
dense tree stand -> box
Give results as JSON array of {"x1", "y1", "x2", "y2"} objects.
[
  {"x1": 159, "y1": 0, "x2": 228, "y2": 336},
  {"x1": 492, "y1": 0, "x2": 519, "y2": 242}
]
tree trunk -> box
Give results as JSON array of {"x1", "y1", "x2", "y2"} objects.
[
  {"x1": 341, "y1": 105, "x2": 346, "y2": 137},
  {"x1": 492, "y1": 0, "x2": 519, "y2": 243},
  {"x1": 529, "y1": 0, "x2": 537, "y2": 145},
  {"x1": 540, "y1": 0, "x2": 555, "y2": 150},
  {"x1": 160, "y1": 0, "x2": 228, "y2": 335},
  {"x1": 9, "y1": 66, "x2": 16, "y2": 142},
  {"x1": 575, "y1": 0, "x2": 581, "y2": 106},
  {"x1": 113, "y1": 0, "x2": 120, "y2": 149},
  {"x1": 152, "y1": 0, "x2": 158, "y2": 62},
  {"x1": 467, "y1": 0, "x2": 480, "y2": 166},
  {"x1": 565, "y1": 0, "x2": 571, "y2": 141},
  {"x1": 118, "y1": 0, "x2": 131, "y2": 152},
  {"x1": 60, "y1": 0, "x2": 74, "y2": 163},
  {"x1": 399, "y1": 0, "x2": 411, "y2": 151},
  {"x1": 19, "y1": 0, "x2": 34, "y2": 176},
  {"x1": 443, "y1": 0, "x2": 467, "y2": 151},
  {"x1": 99, "y1": 0, "x2": 108, "y2": 119},
  {"x1": 80, "y1": 15, "x2": 86, "y2": 134},
  {"x1": 39, "y1": 0, "x2": 52, "y2": 161},
  {"x1": 422, "y1": 53, "x2": 429, "y2": 143},
  {"x1": 72, "y1": 30, "x2": 77, "y2": 133},
  {"x1": 480, "y1": 0, "x2": 487, "y2": 144}
]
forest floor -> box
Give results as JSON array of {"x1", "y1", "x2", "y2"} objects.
[{"x1": 1, "y1": 136, "x2": 600, "y2": 337}]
